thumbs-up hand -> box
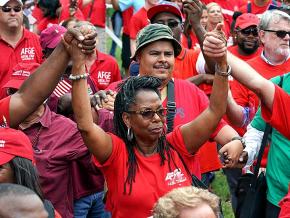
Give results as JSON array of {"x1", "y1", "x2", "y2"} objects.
[{"x1": 203, "y1": 22, "x2": 227, "y2": 65}]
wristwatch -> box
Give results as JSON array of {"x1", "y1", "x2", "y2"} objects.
[
  {"x1": 231, "y1": 136, "x2": 246, "y2": 148},
  {"x1": 215, "y1": 64, "x2": 232, "y2": 77}
]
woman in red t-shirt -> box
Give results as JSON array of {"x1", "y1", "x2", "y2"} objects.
[{"x1": 70, "y1": 24, "x2": 230, "y2": 218}]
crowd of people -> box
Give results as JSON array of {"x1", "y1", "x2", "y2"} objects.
[{"x1": 0, "y1": 0, "x2": 289, "y2": 218}]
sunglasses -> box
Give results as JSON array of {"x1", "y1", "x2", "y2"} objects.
[
  {"x1": 239, "y1": 28, "x2": 259, "y2": 37},
  {"x1": 1, "y1": 5, "x2": 22, "y2": 13},
  {"x1": 157, "y1": 20, "x2": 180, "y2": 29},
  {"x1": 127, "y1": 108, "x2": 167, "y2": 119},
  {"x1": 263, "y1": 29, "x2": 290, "y2": 39}
]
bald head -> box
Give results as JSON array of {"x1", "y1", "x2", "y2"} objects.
[{"x1": 0, "y1": 184, "x2": 48, "y2": 218}]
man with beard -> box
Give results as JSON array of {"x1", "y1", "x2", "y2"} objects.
[
  {"x1": 227, "y1": 9, "x2": 290, "y2": 128},
  {"x1": 228, "y1": 13, "x2": 262, "y2": 61}
]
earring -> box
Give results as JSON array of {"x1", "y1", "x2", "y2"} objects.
[
  {"x1": 163, "y1": 124, "x2": 168, "y2": 134},
  {"x1": 127, "y1": 127, "x2": 134, "y2": 141}
]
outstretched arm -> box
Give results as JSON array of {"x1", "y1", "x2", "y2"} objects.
[
  {"x1": 69, "y1": 26, "x2": 113, "y2": 164},
  {"x1": 180, "y1": 23, "x2": 228, "y2": 153},
  {"x1": 227, "y1": 53, "x2": 275, "y2": 110},
  {"x1": 9, "y1": 26, "x2": 97, "y2": 128}
]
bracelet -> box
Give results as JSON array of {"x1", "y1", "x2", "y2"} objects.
[
  {"x1": 231, "y1": 136, "x2": 246, "y2": 148},
  {"x1": 215, "y1": 64, "x2": 232, "y2": 77},
  {"x1": 69, "y1": 73, "x2": 89, "y2": 81}
]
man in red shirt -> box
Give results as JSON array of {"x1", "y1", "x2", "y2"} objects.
[
  {"x1": 3, "y1": 62, "x2": 108, "y2": 218},
  {"x1": 228, "y1": 13, "x2": 262, "y2": 62},
  {"x1": 0, "y1": 22, "x2": 97, "y2": 128},
  {"x1": 0, "y1": 0, "x2": 43, "y2": 99},
  {"x1": 240, "y1": 0, "x2": 280, "y2": 15},
  {"x1": 129, "y1": 0, "x2": 159, "y2": 54},
  {"x1": 227, "y1": 9, "x2": 290, "y2": 128}
]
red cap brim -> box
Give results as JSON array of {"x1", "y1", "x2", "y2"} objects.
[
  {"x1": 2, "y1": 79, "x2": 23, "y2": 90},
  {"x1": 0, "y1": 153, "x2": 14, "y2": 165}
]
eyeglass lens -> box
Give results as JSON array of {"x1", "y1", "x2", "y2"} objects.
[
  {"x1": 1, "y1": 6, "x2": 22, "y2": 13},
  {"x1": 264, "y1": 29, "x2": 290, "y2": 39},
  {"x1": 241, "y1": 28, "x2": 258, "y2": 36},
  {"x1": 140, "y1": 108, "x2": 167, "y2": 119}
]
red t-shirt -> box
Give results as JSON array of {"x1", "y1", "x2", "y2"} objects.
[
  {"x1": 173, "y1": 47, "x2": 199, "y2": 80},
  {"x1": 181, "y1": 32, "x2": 199, "y2": 50},
  {"x1": 228, "y1": 45, "x2": 262, "y2": 62},
  {"x1": 94, "y1": 126, "x2": 199, "y2": 218},
  {"x1": 79, "y1": 0, "x2": 106, "y2": 27},
  {"x1": 0, "y1": 96, "x2": 10, "y2": 126},
  {"x1": 262, "y1": 85, "x2": 290, "y2": 140},
  {"x1": 107, "y1": 79, "x2": 226, "y2": 173},
  {"x1": 122, "y1": 7, "x2": 133, "y2": 36},
  {"x1": 129, "y1": 7, "x2": 149, "y2": 39},
  {"x1": 279, "y1": 185, "x2": 290, "y2": 218},
  {"x1": 89, "y1": 51, "x2": 121, "y2": 90},
  {"x1": 36, "y1": 5, "x2": 85, "y2": 33},
  {"x1": 0, "y1": 29, "x2": 43, "y2": 99},
  {"x1": 240, "y1": 0, "x2": 272, "y2": 15},
  {"x1": 231, "y1": 56, "x2": 290, "y2": 114}
]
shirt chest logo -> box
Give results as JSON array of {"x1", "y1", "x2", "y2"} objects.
[
  {"x1": 0, "y1": 140, "x2": 5, "y2": 148},
  {"x1": 97, "y1": 71, "x2": 112, "y2": 85},
  {"x1": 165, "y1": 168, "x2": 187, "y2": 186},
  {"x1": 20, "y1": 47, "x2": 35, "y2": 61}
]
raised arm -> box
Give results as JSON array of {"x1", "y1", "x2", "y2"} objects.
[
  {"x1": 183, "y1": 0, "x2": 216, "y2": 73},
  {"x1": 69, "y1": 26, "x2": 113, "y2": 164},
  {"x1": 180, "y1": 23, "x2": 229, "y2": 153},
  {"x1": 9, "y1": 26, "x2": 97, "y2": 128}
]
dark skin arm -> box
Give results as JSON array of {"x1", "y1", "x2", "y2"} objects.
[
  {"x1": 180, "y1": 23, "x2": 229, "y2": 153},
  {"x1": 187, "y1": 74, "x2": 214, "y2": 86},
  {"x1": 9, "y1": 25, "x2": 97, "y2": 128},
  {"x1": 183, "y1": 0, "x2": 216, "y2": 73}
]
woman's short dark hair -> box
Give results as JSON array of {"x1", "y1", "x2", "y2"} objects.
[
  {"x1": 37, "y1": 0, "x2": 61, "y2": 19},
  {"x1": 9, "y1": 157, "x2": 44, "y2": 201},
  {"x1": 114, "y1": 76, "x2": 178, "y2": 194}
]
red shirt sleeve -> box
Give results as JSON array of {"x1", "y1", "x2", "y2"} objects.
[
  {"x1": 261, "y1": 85, "x2": 290, "y2": 139},
  {"x1": 0, "y1": 96, "x2": 10, "y2": 127}
]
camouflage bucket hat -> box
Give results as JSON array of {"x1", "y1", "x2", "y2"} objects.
[{"x1": 131, "y1": 23, "x2": 182, "y2": 60}]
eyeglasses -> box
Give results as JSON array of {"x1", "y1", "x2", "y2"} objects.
[
  {"x1": 127, "y1": 108, "x2": 167, "y2": 119},
  {"x1": 263, "y1": 29, "x2": 290, "y2": 39},
  {"x1": 156, "y1": 20, "x2": 181, "y2": 29},
  {"x1": 1, "y1": 5, "x2": 22, "y2": 13},
  {"x1": 239, "y1": 28, "x2": 259, "y2": 37}
]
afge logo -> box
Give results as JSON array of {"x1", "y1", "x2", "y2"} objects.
[
  {"x1": 0, "y1": 140, "x2": 5, "y2": 148},
  {"x1": 98, "y1": 71, "x2": 112, "y2": 85},
  {"x1": 165, "y1": 168, "x2": 187, "y2": 186},
  {"x1": 20, "y1": 47, "x2": 35, "y2": 61}
]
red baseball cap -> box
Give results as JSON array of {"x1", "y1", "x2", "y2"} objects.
[
  {"x1": 0, "y1": 128, "x2": 34, "y2": 165},
  {"x1": 3, "y1": 62, "x2": 40, "y2": 90},
  {"x1": 40, "y1": 24, "x2": 67, "y2": 49},
  {"x1": 235, "y1": 13, "x2": 260, "y2": 30},
  {"x1": 147, "y1": 1, "x2": 184, "y2": 22}
]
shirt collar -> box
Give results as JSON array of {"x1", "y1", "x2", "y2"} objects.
[
  {"x1": 261, "y1": 50, "x2": 290, "y2": 66},
  {"x1": 19, "y1": 105, "x2": 51, "y2": 130}
]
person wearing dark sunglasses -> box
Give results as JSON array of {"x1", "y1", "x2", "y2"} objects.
[
  {"x1": 229, "y1": 13, "x2": 261, "y2": 61},
  {"x1": 226, "y1": 9, "x2": 290, "y2": 131},
  {"x1": 70, "y1": 23, "x2": 231, "y2": 217},
  {"x1": 0, "y1": 0, "x2": 43, "y2": 99}
]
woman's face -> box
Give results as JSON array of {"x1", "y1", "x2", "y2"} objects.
[
  {"x1": 200, "y1": 10, "x2": 208, "y2": 28},
  {"x1": 0, "y1": 162, "x2": 14, "y2": 183},
  {"x1": 207, "y1": 5, "x2": 223, "y2": 25},
  {"x1": 124, "y1": 90, "x2": 166, "y2": 144}
]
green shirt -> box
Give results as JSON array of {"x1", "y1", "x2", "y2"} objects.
[{"x1": 251, "y1": 73, "x2": 290, "y2": 206}]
